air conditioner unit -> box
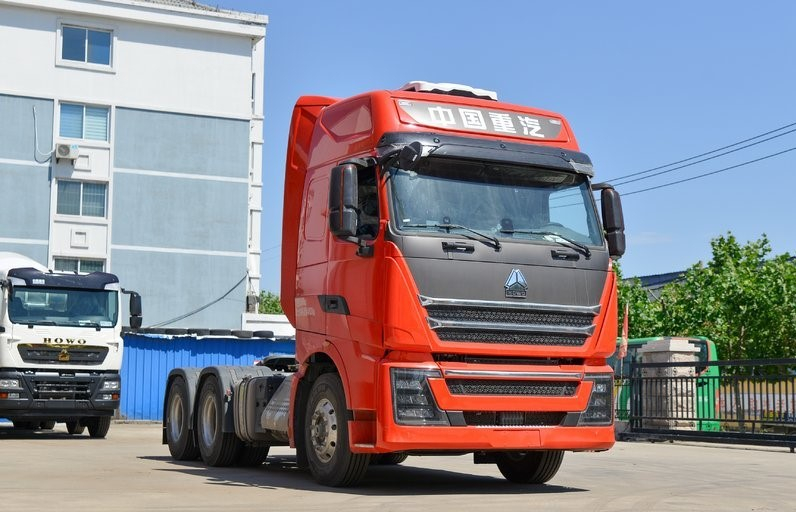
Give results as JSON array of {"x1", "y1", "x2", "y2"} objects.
[{"x1": 55, "y1": 143, "x2": 80, "y2": 160}]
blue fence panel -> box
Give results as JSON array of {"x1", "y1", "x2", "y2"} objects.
[{"x1": 120, "y1": 333, "x2": 295, "y2": 421}]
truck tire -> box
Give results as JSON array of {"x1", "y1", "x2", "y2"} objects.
[
  {"x1": 40, "y1": 420, "x2": 56, "y2": 430},
  {"x1": 165, "y1": 376, "x2": 200, "y2": 460},
  {"x1": 197, "y1": 376, "x2": 241, "y2": 466},
  {"x1": 372, "y1": 453, "x2": 409, "y2": 465},
  {"x1": 495, "y1": 450, "x2": 564, "y2": 484},
  {"x1": 66, "y1": 421, "x2": 85, "y2": 435},
  {"x1": 236, "y1": 445, "x2": 270, "y2": 467},
  {"x1": 305, "y1": 373, "x2": 370, "y2": 487},
  {"x1": 87, "y1": 417, "x2": 111, "y2": 438}
]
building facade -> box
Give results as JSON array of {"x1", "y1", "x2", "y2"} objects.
[{"x1": 0, "y1": 0, "x2": 267, "y2": 328}]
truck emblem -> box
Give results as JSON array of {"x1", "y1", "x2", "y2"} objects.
[
  {"x1": 58, "y1": 349, "x2": 71, "y2": 362},
  {"x1": 504, "y1": 269, "x2": 528, "y2": 298}
]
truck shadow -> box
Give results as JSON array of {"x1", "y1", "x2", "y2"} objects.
[
  {"x1": 140, "y1": 454, "x2": 587, "y2": 496},
  {"x1": 0, "y1": 426, "x2": 80, "y2": 440}
]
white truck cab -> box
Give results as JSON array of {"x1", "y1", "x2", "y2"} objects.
[{"x1": 0, "y1": 252, "x2": 141, "y2": 437}]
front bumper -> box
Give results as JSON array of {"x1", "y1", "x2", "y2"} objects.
[
  {"x1": 0, "y1": 370, "x2": 120, "y2": 420},
  {"x1": 371, "y1": 362, "x2": 614, "y2": 453}
]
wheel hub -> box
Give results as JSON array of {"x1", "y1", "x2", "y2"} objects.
[
  {"x1": 200, "y1": 393, "x2": 217, "y2": 448},
  {"x1": 310, "y1": 398, "x2": 338, "y2": 463},
  {"x1": 169, "y1": 394, "x2": 184, "y2": 440}
]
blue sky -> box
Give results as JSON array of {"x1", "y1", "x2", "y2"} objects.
[{"x1": 214, "y1": 1, "x2": 796, "y2": 293}]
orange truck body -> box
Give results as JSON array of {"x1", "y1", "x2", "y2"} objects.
[{"x1": 280, "y1": 84, "x2": 620, "y2": 455}]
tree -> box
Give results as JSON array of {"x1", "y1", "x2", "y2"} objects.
[
  {"x1": 618, "y1": 233, "x2": 796, "y2": 360},
  {"x1": 258, "y1": 291, "x2": 283, "y2": 314},
  {"x1": 615, "y1": 262, "x2": 663, "y2": 339}
]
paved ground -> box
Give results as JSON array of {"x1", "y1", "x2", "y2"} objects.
[{"x1": 0, "y1": 422, "x2": 793, "y2": 511}]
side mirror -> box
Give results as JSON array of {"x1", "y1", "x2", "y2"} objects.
[
  {"x1": 329, "y1": 164, "x2": 359, "y2": 239},
  {"x1": 398, "y1": 141, "x2": 423, "y2": 170},
  {"x1": 124, "y1": 290, "x2": 142, "y2": 330},
  {"x1": 600, "y1": 187, "x2": 626, "y2": 258}
]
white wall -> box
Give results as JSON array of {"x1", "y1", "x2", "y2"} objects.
[{"x1": 0, "y1": 1, "x2": 265, "y2": 119}]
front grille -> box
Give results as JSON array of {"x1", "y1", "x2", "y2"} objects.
[
  {"x1": 447, "y1": 379, "x2": 577, "y2": 396},
  {"x1": 425, "y1": 306, "x2": 593, "y2": 328},
  {"x1": 420, "y1": 295, "x2": 599, "y2": 347},
  {"x1": 18, "y1": 344, "x2": 109, "y2": 365},
  {"x1": 463, "y1": 411, "x2": 565, "y2": 427},
  {"x1": 434, "y1": 330, "x2": 587, "y2": 346},
  {"x1": 31, "y1": 378, "x2": 93, "y2": 400}
]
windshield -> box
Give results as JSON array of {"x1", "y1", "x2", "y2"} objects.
[
  {"x1": 8, "y1": 287, "x2": 119, "y2": 328},
  {"x1": 388, "y1": 157, "x2": 603, "y2": 246}
]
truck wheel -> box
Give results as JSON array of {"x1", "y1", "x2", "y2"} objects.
[
  {"x1": 87, "y1": 417, "x2": 111, "y2": 438},
  {"x1": 197, "y1": 376, "x2": 241, "y2": 466},
  {"x1": 305, "y1": 373, "x2": 370, "y2": 487},
  {"x1": 66, "y1": 421, "x2": 85, "y2": 435},
  {"x1": 165, "y1": 377, "x2": 200, "y2": 460},
  {"x1": 236, "y1": 445, "x2": 270, "y2": 466},
  {"x1": 372, "y1": 453, "x2": 409, "y2": 465},
  {"x1": 40, "y1": 420, "x2": 56, "y2": 430},
  {"x1": 495, "y1": 450, "x2": 564, "y2": 484}
]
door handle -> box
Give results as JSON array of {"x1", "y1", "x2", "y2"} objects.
[
  {"x1": 551, "y1": 249, "x2": 579, "y2": 261},
  {"x1": 442, "y1": 241, "x2": 475, "y2": 253}
]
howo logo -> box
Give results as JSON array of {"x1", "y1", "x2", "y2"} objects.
[
  {"x1": 504, "y1": 269, "x2": 528, "y2": 298},
  {"x1": 43, "y1": 337, "x2": 87, "y2": 345}
]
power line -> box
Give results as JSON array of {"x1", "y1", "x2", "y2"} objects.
[
  {"x1": 611, "y1": 127, "x2": 796, "y2": 188},
  {"x1": 148, "y1": 273, "x2": 248, "y2": 328},
  {"x1": 622, "y1": 146, "x2": 796, "y2": 197},
  {"x1": 604, "y1": 121, "x2": 796, "y2": 183}
]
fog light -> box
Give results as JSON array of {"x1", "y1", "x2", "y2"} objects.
[
  {"x1": 578, "y1": 374, "x2": 614, "y2": 426},
  {"x1": 0, "y1": 392, "x2": 20, "y2": 399},
  {"x1": 391, "y1": 368, "x2": 449, "y2": 426},
  {"x1": 0, "y1": 379, "x2": 20, "y2": 388},
  {"x1": 100, "y1": 394, "x2": 113, "y2": 401}
]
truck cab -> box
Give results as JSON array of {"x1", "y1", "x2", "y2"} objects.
[
  {"x1": 0, "y1": 252, "x2": 141, "y2": 437},
  {"x1": 281, "y1": 82, "x2": 625, "y2": 484}
]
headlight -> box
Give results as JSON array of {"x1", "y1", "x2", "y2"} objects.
[
  {"x1": 390, "y1": 368, "x2": 449, "y2": 426},
  {"x1": 0, "y1": 379, "x2": 20, "y2": 388},
  {"x1": 578, "y1": 374, "x2": 614, "y2": 426},
  {"x1": 102, "y1": 380, "x2": 120, "y2": 391}
]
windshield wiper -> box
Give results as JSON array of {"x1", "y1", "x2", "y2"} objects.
[
  {"x1": 500, "y1": 229, "x2": 591, "y2": 258},
  {"x1": 19, "y1": 320, "x2": 56, "y2": 328},
  {"x1": 81, "y1": 321, "x2": 103, "y2": 331},
  {"x1": 403, "y1": 223, "x2": 501, "y2": 251}
]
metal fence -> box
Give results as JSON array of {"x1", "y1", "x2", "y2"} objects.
[{"x1": 616, "y1": 358, "x2": 796, "y2": 451}]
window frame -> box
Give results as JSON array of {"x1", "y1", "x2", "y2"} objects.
[
  {"x1": 53, "y1": 257, "x2": 106, "y2": 273},
  {"x1": 58, "y1": 102, "x2": 111, "y2": 142},
  {"x1": 56, "y1": 179, "x2": 108, "y2": 219},
  {"x1": 56, "y1": 19, "x2": 117, "y2": 73}
]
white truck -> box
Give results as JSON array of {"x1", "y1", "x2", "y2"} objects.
[{"x1": 0, "y1": 252, "x2": 141, "y2": 437}]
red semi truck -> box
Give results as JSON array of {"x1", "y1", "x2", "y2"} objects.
[{"x1": 163, "y1": 81, "x2": 625, "y2": 487}]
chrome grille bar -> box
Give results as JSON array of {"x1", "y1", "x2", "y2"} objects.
[{"x1": 419, "y1": 295, "x2": 601, "y2": 315}]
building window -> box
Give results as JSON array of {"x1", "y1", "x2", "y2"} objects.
[
  {"x1": 54, "y1": 258, "x2": 105, "y2": 273},
  {"x1": 57, "y1": 180, "x2": 107, "y2": 217},
  {"x1": 60, "y1": 103, "x2": 109, "y2": 141},
  {"x1": 62, "y1": 25, "x2": 112, "y2": 66}
]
